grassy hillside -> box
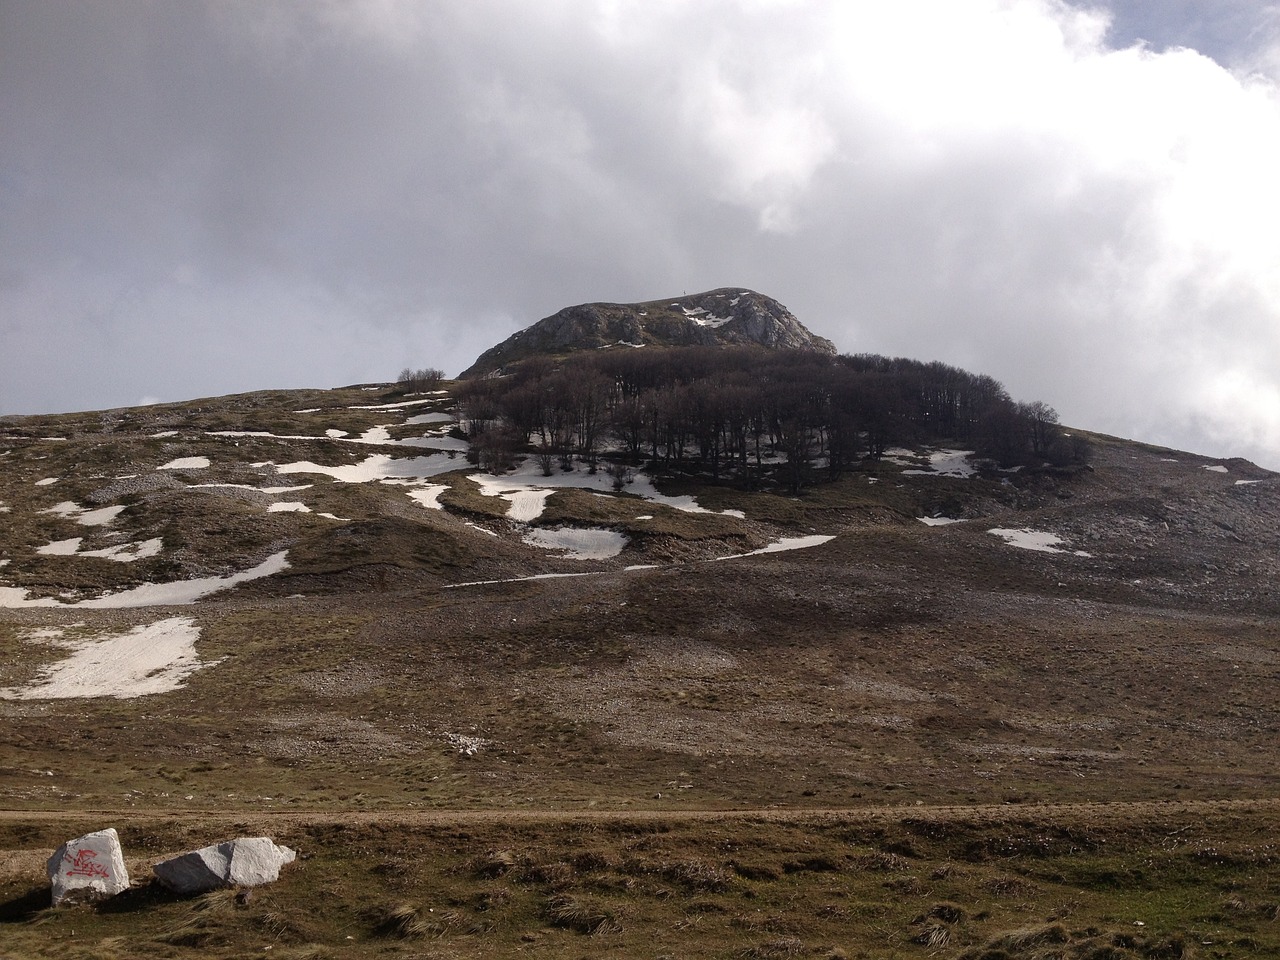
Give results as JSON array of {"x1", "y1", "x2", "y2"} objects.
[{"x1": 1, "y1": 381, "x2": 1278, "y2": 957}]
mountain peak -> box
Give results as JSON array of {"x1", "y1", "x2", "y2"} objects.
[{"x1": 460, "y1": 288, "x2": 835, "y2": 378}]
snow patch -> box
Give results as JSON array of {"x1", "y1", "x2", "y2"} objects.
[
  {"x1": 715, "y1": 535, "x2": 834, "y2": 561},
  {"x1": 1204, "y1": 464, "x2": 1229, "y2": 473},
  {"x1": 34, "y1": 537, "x2": 162, "y2": 562},
  {"x1": 0, "y1": 617, "x2": 219, "y2": 700},
  {"x1": 78, "y1": 505, "x2": 127, "y2": 526},
  {"x1": 523, "y1": 527, "x2": 628, "y2": 560},
  {"x1": 350, "y1": 397, "x2": 443, "y2": 411},
  {"x1": 192, "y1": 483, "x2": 314, "y2": 494},
  {"x1": 903, "y1": 449, "x2": 977, "y2": 478},
  {"x1": 81, "y1": 538, "x2": 163, "y2": 562},
  {"x1": 406, "y1": 484, "x2": 448, "y2": 510},
  {"x1": 404, "y1": 412, "x2": 453, "y2": 426},
  {"x1": 214, "y1": 426, "x2": 465, "y2": 452},
  {"x1": 35, "y1": 477, "x2": 59, "y2": 486},
  {"x1": 273, "y1": 453, "x2": 461, "y2": 484},
  {"x1": 267, "y1": 502, "x2": 311, "y2": 513},
  {"x1": 448, "y1": 572, "x2": 596, "y2": 588},
  {"x1": 919, "y1": 516, "x2": 963, "y2": 526},
  {"x1": 468, "y1": 458, "x2": 736, "y2": 521},
  {"x1": 683, "y1": 305, "x2": 732, "y2": 328},
  {"x1": 42, "y1": 502, "x2": 125, "y2": 526},
  {"x1": 988, "y1": 528, "x2": 1091, "y2": 556},
  {"x1": 0, "y1": 552, "x2": 289, "y2": 609},
  {"x1": 159, "y1": 457, "x2": 210, "y2": 470}
]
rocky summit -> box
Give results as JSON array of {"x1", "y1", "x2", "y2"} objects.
[{"x1": 459, "y1": 288, "x2": 835, "y2": 378}]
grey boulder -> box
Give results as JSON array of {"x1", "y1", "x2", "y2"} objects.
[
  {"x1": 48, "y1": 827, "x2": 130, "y2": 906},
  {"x1": 153, "y1": 836, "x2": 296, "y2": 894}
]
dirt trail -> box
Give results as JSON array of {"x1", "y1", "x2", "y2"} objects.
[{"x1": 2, "y1": 796, "x2": 1277, "y2": 828}]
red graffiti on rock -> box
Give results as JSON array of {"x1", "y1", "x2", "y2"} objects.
[{"x1": 64, "y1": 848, "x2": 109, "y2": 879}]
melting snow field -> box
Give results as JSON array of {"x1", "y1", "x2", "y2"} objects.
[
  {"x1": 211, "y1": 423, "x2": 464, "y2": 451},
  {"x1": 715, "y1": 535, "x2": 835, "y2": 560},
  {"x1": 988, "y1": 528, "x2": 1091, "y2": 557},
  {"x1": 404, "y1": 411, "x2": 454, "y2": 426},
  {"x1": 469, "y1": 458, "x2": 741, "y2": 521},
  {"x1": 449, "y1": 532, "x2": 837, "y2": 588},
  {"x1": 919, "y1": 516, "x2": 963, "y2": 526},
  {"x1": 406, "y1": 483, "x2": 448, "y2": 510},
  {"x1": 159, "y1": 456, "x2": 211, "y2": 470},
  {"x1": 523, "y1": 527, "x2": 628, "y2": 560},
  {"x1": 82, "y1": 539, "x2": 164, "y2": 561},
  {"x1": 0, "y1": 552, "x2": 290, "y2": 609},
  {"x1": 42, "y1": 502, "x2": 127, "y2": 526},
  {"x1": 274, "y1": 452, "x2": 462, "y2": 484},
  {"x1": 0, "y1": 617, "x2": 219, "y2": 700},
  {"x1": 901, "y1": 449, "x2": 977, "y2": 478},
  {"x1": 34, "y1": 537, "x2": 163, "y2": 562}
]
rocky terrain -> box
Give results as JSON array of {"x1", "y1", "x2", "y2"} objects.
[{"x1": 460, "y1": 288, "x2": 836, "y2": 378}]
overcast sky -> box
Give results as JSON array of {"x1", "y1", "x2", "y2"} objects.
[{"x1": 3, "y1": 1, "x2": 1279, "y2": 468}]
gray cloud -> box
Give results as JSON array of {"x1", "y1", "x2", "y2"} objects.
[{"x1": 2, "y1": 0, "x2": 1279, "y2": 468}]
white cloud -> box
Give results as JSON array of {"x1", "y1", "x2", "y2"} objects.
[{"x1": 2, "y1": 0, "x2": 1279, "y2": 467}]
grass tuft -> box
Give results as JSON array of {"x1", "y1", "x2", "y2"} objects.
[
  {"x1": 366, "y1": 901, "x2": 430, "y2": 939},
  {"x1": 913, "y1": 922, "x2": 951, "y2": 947},
  {"x1": 474, "y1": 849, "x2": 517, "y2": 878},
  {"x1": 544, "y1": 893, "x2": 621, "y2": 935},
  {"x1": 741, "y1": 936, "x2": 805, "y2": 958}
]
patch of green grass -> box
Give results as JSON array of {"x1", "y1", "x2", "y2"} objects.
[{"x1": 6, "y1": 808, "x2": 1278, "y2": 959}]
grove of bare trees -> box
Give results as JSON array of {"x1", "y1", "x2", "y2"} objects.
[{"x1": 455, "y1": 346, "x2": 1086, "y2": 491}]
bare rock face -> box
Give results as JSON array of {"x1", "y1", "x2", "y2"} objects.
[
  {"x1": 48, "y1": 827, "x2": 130, "y2": 906},
  {"x1": 460, "y1": 288, "x2": 836, "y2": 378},
  {"x1": 153, "y1": 837, "x2": 297, "y2": 894}
]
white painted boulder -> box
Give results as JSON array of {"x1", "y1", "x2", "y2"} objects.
[
  {"x1": 48, "y1": 827, "x2": 130, "y2": 906},
  {"x1": 153, "y1": 837, "x2": 296, "y2": 894}
]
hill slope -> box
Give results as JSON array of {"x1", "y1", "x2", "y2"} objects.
[
  {"x1": 459, "y1": 287, "x2": 836, "y2": 378},
  {"x1": 2, "y1": 379, "x2": 1279, "y2": 958}
]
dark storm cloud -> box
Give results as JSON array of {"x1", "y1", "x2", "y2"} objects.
[{"x1": 2, "y1": 1, "x2": 1278, "y2": 467}]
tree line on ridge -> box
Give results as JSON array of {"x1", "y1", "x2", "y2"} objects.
[{"x1": 450, "y1": 346, "x2": 1086, "y2": 492}]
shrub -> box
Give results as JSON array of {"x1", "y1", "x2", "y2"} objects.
[{"x1": 397, "y1": 367, "x2": 446, "y2": 394}]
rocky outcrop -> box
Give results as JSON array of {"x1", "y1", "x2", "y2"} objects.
[
  {"x1": 153, "y1": 837, "x2": 296, "y2": 894},
  {"x1": 460, "y1": 288, "x2": 836, "y2": 378},
  {"x1": 48, "y1": 828, "x2": 130, "y2": 906}
]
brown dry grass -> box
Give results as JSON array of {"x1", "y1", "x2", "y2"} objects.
[{"x1": 2, "y1": 383, "x2": 1279, "y2": 957}]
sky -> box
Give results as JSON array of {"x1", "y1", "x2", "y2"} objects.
[{"x1": 3, "y1": 0, "x2": 1279, "y2": 468}]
